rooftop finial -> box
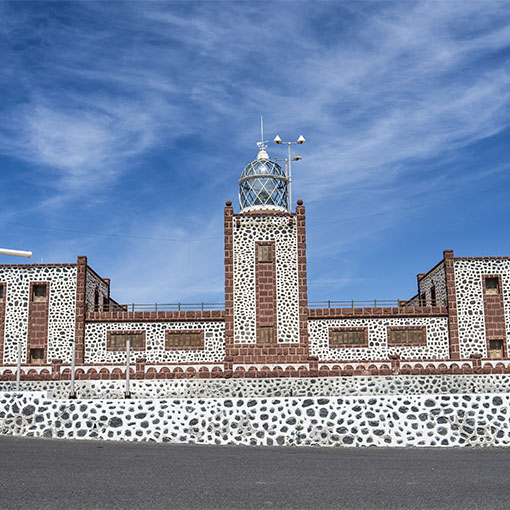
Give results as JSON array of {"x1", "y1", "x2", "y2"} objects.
[{"x1": 256, "y1": 115, "x2": 269, "y2": 160}]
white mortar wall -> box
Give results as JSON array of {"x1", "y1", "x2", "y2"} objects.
[
  {"x1": 454, "y1": 259, "x2": 510, "y2": 358},
  {"x1": 308, "y1": 317, "x2": 449, "y2": 361},
  {"x1": 84, "y1": 320, "x2": 225, "y2": 363},
  {"x1": 0, "y1": 266, "x2": 77, "y2": 364},
  {"x1": 233, "y1": 214, "x2": 300, "y2": 344}
]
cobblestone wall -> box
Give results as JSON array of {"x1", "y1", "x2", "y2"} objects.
[
  {"x1": 454, "y1": 259, "x2": 510, "y2": 358},
  {"x1": 84, "y1": 321, "x2": 225, "y2": 363},
  {"x1": 0, "y1": 265, "x2": 77, "y2": 364},
  {"x1": 1, "y1": 392, "x2": 509, "y2": 447},
  {"x1": 308, "y1": 317, "x2": 449, "y2": 360},
  {"x1": 2, "y1": 374, "x2": 510, "y2": 399},
  {"x1": 233, "y1": 214, "x2": 300, "y2": 344}
]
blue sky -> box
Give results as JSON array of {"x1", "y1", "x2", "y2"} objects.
[{"x1": 0, "y1": 0, "x2": 509, "y2": 305}]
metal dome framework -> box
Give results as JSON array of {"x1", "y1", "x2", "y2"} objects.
[{"x1": 238, "y1": 158, "x2": 288, "y2": 210}]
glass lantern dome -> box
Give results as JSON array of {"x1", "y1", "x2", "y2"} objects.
[{"x1": 238, "y1": 148, "x2": 288, "y2": 211}]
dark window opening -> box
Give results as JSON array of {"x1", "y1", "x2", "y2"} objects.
[
  {"x1": 32, "y1": 284, "x2": 47, "y2": 303},
  {"x1": 30, "y1": 348, "x2": 44, "y2": 365},
  {"x1": 430, "y1": 285, "x2": 437, "y2": 306},
  {"x1": 257, "y1": 244, "x2": 273, "y2": 263},
  {"x1": 485, "y1": 277, "x2": 500, "y2": 295},
  {"x1": 0, "y1": 284, "x2": 4, "y2": 302},
  {"x1": 258, "y1": 326, "x2": 274, "y2": 344}
]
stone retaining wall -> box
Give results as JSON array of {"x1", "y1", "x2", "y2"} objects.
[
  {"x1": 2, "y1": 374, "x2": 510, "y2": 399},
  {"x1": 0, "y1": 392, "x2": 509, "y2": 447}
]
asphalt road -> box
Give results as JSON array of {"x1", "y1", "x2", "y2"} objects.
[{"x1": 0, "y1": 436, "x2": 509, "y2": 509}]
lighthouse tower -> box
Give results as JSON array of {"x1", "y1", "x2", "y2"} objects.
[{"x1": 223, "y1": 140, "x2": 309, "y2": 371}]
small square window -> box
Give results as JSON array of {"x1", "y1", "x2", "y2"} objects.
[
  {"x1": 30, "y1": 348, "x2": 44, "y2": 365},
  {"x1": 32, "y1": 284, "x2": 47, "y2": 302},
  {"x1": 485, "y1": 277, "x2": 500, "y2": 295},
  {"x1": 257, "y1": 244, "x2": 273, "y2": 263},
  {"x1": 489, "y1": 339, "x2": 504, "y2": 359},
  {"x1": 258, "y1": 326, "x2": 274, "y2": 344}
]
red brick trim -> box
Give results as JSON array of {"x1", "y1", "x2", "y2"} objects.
[
  {"x1": 0, "y1": 282, "x2": 5, "y2": 363},
  {"x1": 224, "y1": 204, "x2": 234, "y2": 362},
  {"x1": 27, "y1": 281, "x2": 50, "y2": 364},
  {"x1": 307, "y1": 306, "x2": 448, "y2": 319},
  {"x1": 75, "y1": 256, "x2": 87, "y2": 363},
  {"x1": 296, "y1": 203, "x2": 309, "y2": 350},
  {"x1": 482, "y1": 274, "x2": 507, "y2": 358},
  {"x1": 0, "y1": 263, "x2": 76, "y2": 268},
  {"x1": 387, "y1": 325, "x2": 427, "y2": 347},
  {"x1": 86, "y1": 310, "x2": 225, "y2": 322},
  {"x1": 255, "y1": 241, "x2": 277, "y2": 344},
  {"x1": 454, "y1": 256, "x2": 510, "y2": 260},
  {"x1": 329, "y1": 327, "x2": 369, "y2": 348},
  {"x1": 106, "y1": 330, "x2": 146, "y2": 351},
  {"x1": 443, "y1": 249, "x2": 460, "y2": 359},
  {"x1": 165, "y1": 329, "x2": 205, "y2": 350}
]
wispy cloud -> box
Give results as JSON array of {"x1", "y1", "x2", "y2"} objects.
[{"x1": 0, "y1": 0, "x2": 508, "y2": 300}]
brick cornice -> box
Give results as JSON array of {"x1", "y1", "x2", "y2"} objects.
[
  {"x1": 74, "y1": 256, "x2": 87, "y2": 363},
  {"x1": 86, "y1": 310, "x2": 225, "y2": 322},
  {"x1": 307, "y1": 306, "x2": 448, "y2": 319}
]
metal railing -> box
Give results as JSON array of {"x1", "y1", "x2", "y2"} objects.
[
  {"x1": 308, "y1": 300, "x2": 400, "y2": 309},
  {"x1": 93, "y1": 302, "x2": 225, "y2": 312}
]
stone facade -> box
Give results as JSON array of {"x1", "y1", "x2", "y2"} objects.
[{"x1": 0, "y1": 203, "x2": 509, "y2": 379}]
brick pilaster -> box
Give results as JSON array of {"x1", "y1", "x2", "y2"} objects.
[
  {"x1": 296, "y1": 200, "x2": 309, "y2": 350},
  {"x1": 27, "y1": 282, "x2": 50, "y2": 363},
  {"x1": 75, "y1": 256, "x2": 87, "y2": 363},
  {"x1": 443, "y1": 250, "x2": 460, "y2": 359},
  {"x1": 224, "y1": 202, "x2": 234, "y2": 359},
  {"x1": 482, "y1": 274, "x2": 507, "y2": 357},
  {"x1": 255, "y1": 241, "x2": 277, "y2": 342}
]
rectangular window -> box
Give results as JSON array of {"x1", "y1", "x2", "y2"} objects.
[
  {"x1": 489, "y1": 339, "x2": 504, "y2": 359},
  {"x1": 257, "y1": 244, "x2": 273, "y2": 263},
  {"x1": 330, "y1": 328, "x2": 368, "y2": 348},
  {"x1": 29, "y1": 348, "x2": 45, "y2": 365},
  {"x1": 166, "y1": 330, "x2": 204, "y2": 349},
  {"x1": 485, "y1": 277, "x2": 500, "y2": 295},
  {"x1": 388, "y1": 327, "x2": 426, "y2": 346},
  {"x1": 32, "y1": 283, "x2": 48, "y2": 303},
  {"x1": 419, "y1": 293, "x2": 426, "y2": 306},
  {"x1": 258, "y1": 326, "x2": 274, "y2": 344},
  {"x1": 0, "y1": 284, "x2": 4, "y2": 302},
  {"x1": 107, "y1": 331, "x2": 145, "y2": 350}
]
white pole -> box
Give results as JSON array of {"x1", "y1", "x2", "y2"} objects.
[
  {"x1": 16, "y1": 342, "x2": 22, "y2": 391},
  {"x1": 70, "y1": 341, "x2": 76, "y2": 398},
  {"x1": 0, "y1": 248, "x2": 32, "y2": 258},
  {"x1": 125, "y1": 339, "x2": 131, "y2": 398},
  {"x1": 287, "y1": 143, "x2": 292, "y2": 212}
]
